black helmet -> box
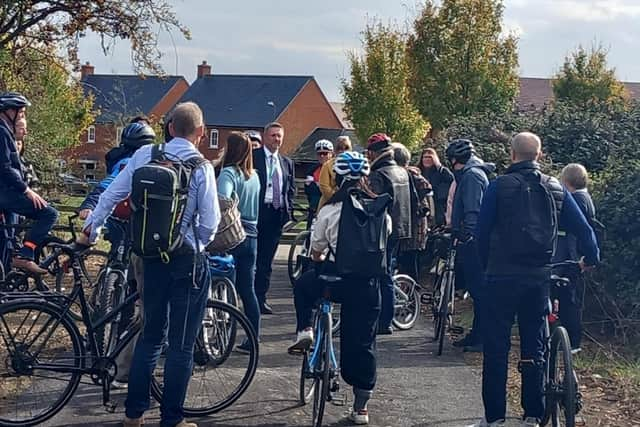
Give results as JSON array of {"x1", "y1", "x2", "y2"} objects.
[
  {"x1": 0, "y1": 92, "x2": 31, "y2": 112},
  {"x1": 445, "y1": 139, "x2": 474, "y2": 163},
  {"x1": 121, "y1": 122, "x2": 156, "y2": 149}
]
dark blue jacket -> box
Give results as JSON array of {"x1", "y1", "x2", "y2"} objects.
[
  {"x1": 476, "y1": 164, "x2": 600, "y2": 276},
  {"x1": 0, "y1": 120, "x2": 27, "y2": 193},
  {"x1": 79, "y1": 157, "x2": 130, "y2": 211},
  {"x1": 450, "y1": 155, "x2": 495, "y2": 240},
  {"x1": 553, "y1": 188, "x2": 598, "y2": 264}
]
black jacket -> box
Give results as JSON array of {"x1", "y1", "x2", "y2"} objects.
[
  {"x1": 0, "y1": 120, "x2": 27, "y2": 193},
  {"x1": 422, "y1": 165, "x2": 454, "y2": 226},
  {"x1": 253, "y1": 147, "x2": 296, "y2": 226},
  {"x1": 369, "y1": 149, "x2": 412, "y2": 240}
]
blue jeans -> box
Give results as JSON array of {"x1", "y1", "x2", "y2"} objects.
[
  {"x1": 482, "y1": 275, "x2": 548, "y2": 422},
  {"x1": 230, "y1": 235, "x2": 260, "y2": 336},
  {"x1": 0, "y1": 189, "x2": 58, "y2": 260},
  {"x1": 379, "y1": 238, "x2": 399, "y2": 330},
  {"x1": 125, "y1": 252, "x2": 210, "y2": 427}
]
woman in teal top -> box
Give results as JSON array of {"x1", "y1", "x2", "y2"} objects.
[{"x1": 218, "y1": 132, "x2": 261, "y2": 351}]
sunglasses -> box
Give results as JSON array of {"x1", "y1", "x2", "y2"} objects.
[{"x1": 317, "y1": 151, "x2": 332, "y2": 156}]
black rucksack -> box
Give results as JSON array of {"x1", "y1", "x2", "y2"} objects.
[
  {"x1": 129, "y1": 144, "x2": 207, "y2": 261},
  {"x1": 334, "y1": 190, "x2": 392, "y2": 278},
  {"x1": 501, "y1": 172, "x2": 558, "y2": 266}
]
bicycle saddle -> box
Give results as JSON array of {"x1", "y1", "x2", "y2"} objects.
[
  {"x1": 207, "y1": 253, "x2": 235, "y2": 275},
  {"x1": 48, "y1": 241, "x2": 92, "y2": 255},
  {"x1": 550, "y1": 274, "x2": 571, "y2": 287},
  {"x1": 318, "y1": 274, "x2": 342, "y2": 283}
]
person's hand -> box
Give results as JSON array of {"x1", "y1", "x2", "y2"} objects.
[
  {"x1": 24, "y1": 188, "x2": 47, "y2": 210},
  {"x1": 78, "y1": 209, "x2": 92, "y2": 220},
  {"x1": 76, "y1": 228, "x2": 92, "y2": 246},
  {"x1": 578, "y1": 257, "x2": 595, "y2": 272}
]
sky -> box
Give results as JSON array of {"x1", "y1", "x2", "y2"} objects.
[{"x1": 78, "y1": 0, "x2": 640, "y2": 102}]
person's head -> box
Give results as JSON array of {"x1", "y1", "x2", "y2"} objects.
[
  {"x1": 120, "y1": 122, "x2": 156, "y2": 150},
  {"x1": 391, "y1": 142, "x2": 411, "y2": 167},
  {"x1": 129, "y1": 115, "x2": 150, "y2": 125},
  {"x1": 445, "y1": 139, "x2": 474, "y2": 170},
  {"x1": 245, "y1": 130, "x2": 262, "y2": 150},
  {"x1": 263, "y1": 122, "x2": 284, "y2": 152},
  {"x1": 333, "y1": 151, "x2": 370, "y2": 189},
  {"x1": 510, "y1": 132, "x2": 542, "y2": 163},
  {"x1": 163, "y1": 117, "x2": 173, "y2": 143},
  {"x1": 366, "y1": 132, "x2": 392, "y2": 161},
  {"x1": 335, "y1": 136, "x2": 352, "y2": 154},
  {"x1": 168, "y1": 102, "x2": 205, "y2": 144},
  {"x1": 560, "y1": 163, "x2": 588, "y2": 193},
  {"x1": 224, "y1": 131, "x2": 254, "y2": 180},
  {"x1": 15, "y1": 117, "x2": 27, "y2": 149},
  {"x1": 0, "y1": 92, "x2": 30, "y2": 134},
  {"x1": 314, "y1": 139, "x2": 334, "y2": 164},
  {"x1": 420, "y1": 147, "x2": 441, "y2": 169}
]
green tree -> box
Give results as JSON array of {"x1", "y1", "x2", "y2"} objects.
[
  {"x1": 0, "y1": 1, "x2": 189, "y2": 74},
  {"x1": 552, "y1": 45, "x2": 628, "y2": 108},
  {"x1": 407, "y1": 0, "x2": 519, "y2": 131},
  {"x1": 342, "y1": 21, "x2": 429, "y2": 151},
  {"x1": 0, "y1": 49, "x2": 94, "y2": 190}
]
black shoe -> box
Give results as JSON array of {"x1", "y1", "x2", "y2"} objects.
[
  {"x1": 377, "y1": 326, "x2": 393, "y2": 335},
  {"x1": 260, "y1": 302, "x2": 273, "y2": 315},
  {"x1": 452, "y1": 334, "x2": 474, "y2": 348}
]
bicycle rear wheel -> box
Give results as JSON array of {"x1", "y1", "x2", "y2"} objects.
[
  {"x1": 544, "y1": 326, "x2": 576, "y2": 427},
  {"x1": 299, "y1": 351, "x2": 317, "y2": 404},
  {"x1": 0, "y1": 300, "x2": 83, "y2": 426},
  {"x1": 150, "y1": 300, "x2": 258, "y2": 416},
  {"x1": 311, "y1": 313, "x2": 331, "y2": 427},
  {"x1": 210, "y1": 276, "x2": 239, "y2": 307},
  {"x1": 437, "y1": 272, "x2": 453, "y2": 356},
  {"x1": 392, "y1": 274, "x2": 420, "y2": 330},
  {"x1": 288, "y1": 230, "x2": 311, "y2": 286},
  {"x1": 94, "y1": 270, "x2": 127, "y2": 355}
]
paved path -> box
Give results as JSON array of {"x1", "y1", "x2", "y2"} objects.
[{"x1": 43, "y1": 247, "x2": 514, "y2": 427}]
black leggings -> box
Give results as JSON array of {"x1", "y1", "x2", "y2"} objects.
[{"x1": 293, "y1": 269, "x2": 381, "y2": 391}]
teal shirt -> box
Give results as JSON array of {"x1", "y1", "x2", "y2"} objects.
[{"x1": 217, "y1": 166, "x2": 260, "y2": 225}]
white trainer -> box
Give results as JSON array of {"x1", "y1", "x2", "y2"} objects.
[
  {"x1": 348, "y1": 408, "x2": 369, "y2": 425},
  {"x1": 521, "y1": 417, "x2": 540, "y2": 427},
  {"x1": 287, "y1": 328, "x2": 313, "y2": 354}
]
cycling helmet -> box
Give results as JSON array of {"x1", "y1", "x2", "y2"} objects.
[
  {"x1": 314, "y1": 139, "x2": 334, "y2": 152},
  {"x1": 245, "y1": 130, "x2": 262, "y2": 143},
  {"x1": 445, "y1": 138, "x2": 474, "y2": 163},
  {"x1": 121, "y1": 122, "x2": 156, "y2": 149},
  {"x1": 0, "y1": 92, "x2": 31, "y2": 112},
  {"x1": 367, "y1": 132, "x2": 391, "y2": 151},
  {"x1": 333, "y1": 151, "x2": 370, "y2": 180}
]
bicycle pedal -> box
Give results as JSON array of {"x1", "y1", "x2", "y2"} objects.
[
  {"x1": 104, "y1": 401, "x2": 117, "y2": 413},
  {"x1": 329, "y1": 392, "x2": 347, "y2": 406},
  {"x1": 420, "y1": 293, "x2": 433, "y2": 305}
]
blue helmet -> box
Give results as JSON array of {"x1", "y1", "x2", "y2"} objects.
[
  {"x1": 333, "y1": 151, "x2": 370, "y2": 181},
  {"x1": 0, "y1": 92, "x2": 30, "y2": 112}
]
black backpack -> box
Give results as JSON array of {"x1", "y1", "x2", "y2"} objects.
[
  {"x1": 501, "y1": 172, "x2": 558, "y2": 266},
  {"x1": 129, "y1": 144, "x2": 207, "y2": 261},
  {"x1": 334, "y1": 190, "x2": 392, "y2": 278}
]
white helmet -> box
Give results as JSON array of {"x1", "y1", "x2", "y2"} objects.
[{"x1": 315, "y1": 139, "x2": 334, "y2": 152}]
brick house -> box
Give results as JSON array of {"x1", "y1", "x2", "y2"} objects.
[
  {"x1": 178, "y1": 61, "x2": 344, "y2": 162},
  {"x1": 65, "y1": 62, "x2": 189, "y2": 179}
]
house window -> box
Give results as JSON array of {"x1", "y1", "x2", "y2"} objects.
[
  {"x1": 116, "y1": 126, "x2": 123, "y2": 144},
  {"x1": 84, "y1": 174, "x2": 96, "y2": 181},
  {"x1": 209, "y1": 129, "x2": 219, "y2": 149},
  {"x1": 87, "y1": 126, "x2": 96, "y2": 143},
  {"x1": 84, "y1": 162, "x2": 96, "y2": 170}
]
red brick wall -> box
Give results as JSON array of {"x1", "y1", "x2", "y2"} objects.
[
  {"x1": 198, "y1": 127, "x2": 262, "y2": 162},
  {"x1": 65, "y1": 124, "x2": 120, "y2": 177},
  {"x1": 278, "y1": 79, "x2": 343, "y2": 155}
]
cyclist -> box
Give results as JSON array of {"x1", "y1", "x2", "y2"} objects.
[
  {"x1": 472, "y1": 132, "x2": 599, "y2": 427},
  {"x1": 304, "y1": 139, "x2": 334, "y2": 227},
  {"x1": 318, "y1": 135, "x2": 352, "y2": 209},
  {"x1": 289, "y1": 151, "x2": 390, "y2": 425},
  {"x1": 0, "y1": 92, "x2": 58, "y2": 274},
  {"x1": 446, "y1": 138, "x2": 495, "y2": 352}
]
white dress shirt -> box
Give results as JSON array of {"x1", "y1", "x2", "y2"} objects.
[{"x1": 263, "y1": 146, "x2": 283, "y2": 207}]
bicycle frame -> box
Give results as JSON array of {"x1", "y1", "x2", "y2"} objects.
[{"x1": 307, "y1": 300, "x2": 338, "y2": 374}]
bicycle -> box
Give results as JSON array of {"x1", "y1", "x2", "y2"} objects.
[
  {"x1": 207, "y1": 253, "x2": 238, "y2": 307},
  {"x1": 298, "y1": 278, "x2": 345, "y2": 427},
  {"x1": 286, "y1": 204, "x2": 314, "y2": 286},
  {"x1": 538, "y1": 261, "x2": 584, "y2": 427},
  {"x1": 0, "y1": 242, "x2": 259, "y2": 426}
]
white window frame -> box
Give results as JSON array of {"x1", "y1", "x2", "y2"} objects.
[
  {"x1": 209, "y1": 128, "x2": 219, "y2": 149},
  {"x1": 87, "y1": 125, "x2": 96, "y2": 143}
]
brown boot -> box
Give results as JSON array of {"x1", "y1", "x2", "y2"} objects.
[
  {"x1": 122, "y1": 416, "x2": 143, "y2": 427},
  {"x1": 12, "y1": 257, "x2": 47, "y2": 275}
]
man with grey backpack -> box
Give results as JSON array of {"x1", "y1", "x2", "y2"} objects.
[{"x1": 79, "y1": 102, "x2": 220, "y2": 427}]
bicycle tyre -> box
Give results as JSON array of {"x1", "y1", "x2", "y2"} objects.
[
  {"x1": 312, "y1": 313, "x2": 331, "y2": 427},
  {"x1": 0, "y1": 300, "x2": 83, "y2": 426},
  {"x1": 150, "y1": 300, "x2": 258, "y2": 416},
  {"x1": 288, "y1": 230, "x2": 311, "y2": 286},
  {"x1": 392, "y1": 274, "x2": 421, "y2": 330},
  {"x1": 437, "y1": 272, "x2": 452, "y2": 356},
  {"x1": 94, "y1": 270, "x2": 126, "y2": 355},
  {"x1": 299, "y1": 351, "x2": 317, "y2": 405},
  {"x1": 202, "y1": 285, "x2": 238, "y2": 365},
  {"x1": 211, "y1": 276, "x2": 239, "y2": 307},
  {"x1": 544, "y1": 326, "x2": 576, "y2": 427}
]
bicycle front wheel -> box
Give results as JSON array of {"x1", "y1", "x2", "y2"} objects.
[
  {"x1": 437, "y1": 272, "x2": 453, "y2": 356},
  {"x1": 210, "y1": 276, "x2": 239, "y2": 307},
  {"x1": 392, "y1": 274, "x2": 420, "y2": 330},
  {"x1": 150, "y1": 300, "x2": 258, "y2": 416},
  {"x1": 311, "y1": 313, "x2": 331, "y2": 427},
  {"x1": 544, "y1": 326, "x2": 576, "y2": 427},
  {"x1": 0, "y1": 300, "x2": 83, "y2": 426},
  {"x1": 288, "y1": 230, "x2": 311, "y2": 286}
]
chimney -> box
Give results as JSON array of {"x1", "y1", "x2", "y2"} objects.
[
  {"x1": 197, "y1": 60, "x2": 211, "y2": 78},
  {"x1": 80, "y1": 61, "x2": 94, "y2": 79}
]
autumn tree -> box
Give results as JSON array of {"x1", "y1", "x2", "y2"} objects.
[
  {"x1": 0, "y1": 1, "x2": 190, "y2": 74},
  {"x1": 553, "y1": 45, "x2": 628, "y2": 108},
  {"x1": 407, "y1": 0, "x2": 519, "y2": 131},
  {"x1": 342, "y1": 21, "x2": 429, "y2": 151}
]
